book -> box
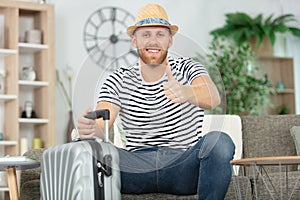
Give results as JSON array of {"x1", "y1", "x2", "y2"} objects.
[{"x1": 0, "y1": 156, "x2": 37, "y2": 163}]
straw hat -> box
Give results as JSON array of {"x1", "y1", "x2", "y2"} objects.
[{"x1": 127, "y1": 4, "x2": 178, "y2": 36}]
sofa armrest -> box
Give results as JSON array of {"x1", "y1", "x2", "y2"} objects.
[{"x1": 21, "y1": 148, "x2": 46, "y2": 180}]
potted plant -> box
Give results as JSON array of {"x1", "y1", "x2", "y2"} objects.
[
  {"x1": 210, "y1": 12, "x2": 300, "y2": 55},
  {"x1": 196, "y1": 37, "x2": 273, "y2": 115}
]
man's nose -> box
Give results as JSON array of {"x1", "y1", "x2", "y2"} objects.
[{"x1": 148, "y1": 35, "x2": 159, "y2": 43}]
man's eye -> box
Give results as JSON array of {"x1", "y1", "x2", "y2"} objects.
[
  {"x1": 157, "y1": 33, "x2": 165, "y2": 37},
  {"x1": 143, "y1": 33, "x2": 150, "y2": 37}
]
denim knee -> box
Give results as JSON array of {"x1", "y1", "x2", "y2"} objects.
[{"x1": 198, "y1": 131, "x2": 235, "y2": 160}]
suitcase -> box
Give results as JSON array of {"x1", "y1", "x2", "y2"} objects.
[{"x1": 40, "y1": 109, "x2": 121, "y2": 200}]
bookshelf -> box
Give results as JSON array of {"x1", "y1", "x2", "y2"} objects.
[
  {"x1": 0, "y1": 1, "x2": 56, "y2": 157},
  {"x1": 255, "y1": 56, "x2": 295, "y2": 114}
]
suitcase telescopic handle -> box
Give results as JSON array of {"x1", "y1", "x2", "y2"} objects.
[
  {"x1": 85, "y1": 109, "x2": 110, "y2": 142},
  {"x1": 85, "y1": 109, "x2": 110, "y2": 120}
]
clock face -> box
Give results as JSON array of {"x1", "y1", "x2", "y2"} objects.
[{"x1": 83, "y1": 7, "x2": 138, "y2": 71}]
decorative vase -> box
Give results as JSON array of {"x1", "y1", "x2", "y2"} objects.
[
  {"x1": 33, "y1": 138, "x2": 42, "y2": 149},
  {"x1": 25, "y1": 29, "x2": 42, "y2": 44},
  {"x1": 276, "y1": 80, "x2": 284, "y2": 90},
  {"x1": 66, "y1": 110, "x2": 75, "y2": 143},
  {"x1": 20, "y1": 66, "x2": 36, "y2": 81}
]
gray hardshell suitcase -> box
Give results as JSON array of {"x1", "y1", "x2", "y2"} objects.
[{"x1": 40, "y1": 109, "x2": 121, "y2": 200}]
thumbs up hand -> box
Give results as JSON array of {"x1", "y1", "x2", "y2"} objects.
[{"x1": 163, "y1": 65, "x2": 190, "y2": 104}]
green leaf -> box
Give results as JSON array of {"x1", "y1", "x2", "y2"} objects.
[
  {"x1": 289, "y1": 27, "x2": 300, "y2": 37},
  {"x1": 272, "y1": 14, "x2": 296, "y2": 26},
  {"x1": 273, "y1": 24, "x2": 289, "y2": 33},
  {"x1": 226, "y1": 12, "x2": 253, "y2": 25}
]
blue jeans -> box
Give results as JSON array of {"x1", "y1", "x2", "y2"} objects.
[{"x1": 117, "y1": 131, "x2": 235, "y2": 200}]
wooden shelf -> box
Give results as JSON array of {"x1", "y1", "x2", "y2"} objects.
[
  {"x1": 276, "y1": 88, "x2": 294, "y2": 94},
  {"x1": 0, "y1": 49, "x2": 17, "y2": 58},
  {"x1": 258, "y1": 55, "x2": 293, "y2": 60},
  {"x1": 18, "y1": 80, "x2": 48, "y2": 88},
  {"x1": 18, "y1": 43, "x2": 48, "y2": 53},
  {"x1": 0, "y1": 141, "x2": 18, "y2": 146},
  {"x1": 0, "y1": 95, "x2": 17, "y2": 102},
  {"x1": 0, "y1": 187, "x2": 9, "y2": 192},
  {"x1": 19, "y1": 118, "x2": 49, "y2": 124}
]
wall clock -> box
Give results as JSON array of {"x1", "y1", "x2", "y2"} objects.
[{"x1": 83, "y1": 7, "x2": 138, "y2": 71}]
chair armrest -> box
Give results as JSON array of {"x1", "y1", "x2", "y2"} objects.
[{"x1": 20, "y1": 148, "x2": 46, "y2": 187}]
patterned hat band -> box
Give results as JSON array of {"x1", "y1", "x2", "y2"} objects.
[{"x1": 135, "y1": 18, "x2": 171, "y2": 26}]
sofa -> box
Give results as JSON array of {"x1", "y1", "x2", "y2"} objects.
[{"x1": 19, "y1": 114, "x2": 300, "y2": 199}]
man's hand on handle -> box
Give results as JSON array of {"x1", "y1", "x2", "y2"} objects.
[{"x1": 77, "y1": 108, "x2": 102, "y2": 139}]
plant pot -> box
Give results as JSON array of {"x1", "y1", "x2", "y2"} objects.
[{"x1": 249, "y1": 36, "x2": 273, "y2": 56}]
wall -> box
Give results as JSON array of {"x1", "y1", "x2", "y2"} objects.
[{"x1": 50, "y1": 0, "x2": 300, "y2": 145}]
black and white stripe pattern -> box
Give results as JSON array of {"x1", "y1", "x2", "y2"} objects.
[{"x1": 98, "y1": 56, "x2": 208, "y2": 151}]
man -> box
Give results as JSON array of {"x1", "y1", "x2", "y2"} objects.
[{"x1": 77, "y1": 4, "x2": 235, "y2": 200}]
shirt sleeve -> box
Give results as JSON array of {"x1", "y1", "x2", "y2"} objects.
[
  {"x1": 182, "y1": 58, "x2": 209, "y2": 84},
  {"x1": 97, "y1": 69, "x2": 123, "y2": 107}
]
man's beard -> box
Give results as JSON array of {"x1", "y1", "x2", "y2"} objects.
[{"x1": 137, "y1": 48, "x2": 168, "y2": 66}]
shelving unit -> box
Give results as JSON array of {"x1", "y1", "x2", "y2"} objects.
[
  {"x1": 255, "y1": 56, "x2": 295, "y2": 114},
  {"x1": 0, "y1": 2, "x2": 55, "y2": 198},
  {"x1": 0, "y1": 1, "x2": 55, "y2": 158}
]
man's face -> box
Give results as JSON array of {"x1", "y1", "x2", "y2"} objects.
[{"x1": 132, "y1": 27, "x2": 173, "y2": 66}]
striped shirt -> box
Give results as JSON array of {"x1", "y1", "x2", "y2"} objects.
[{"x1": 98, "y1": 56, "x2": 208, "y2": 151}]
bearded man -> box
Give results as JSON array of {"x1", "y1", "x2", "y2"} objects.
[{"x1": 78, "y1": 4, "x2": 235, "y2": 200}]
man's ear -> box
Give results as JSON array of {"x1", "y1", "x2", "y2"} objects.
[
  {"x1": 168, "y1": 35, "x2": 173, "y2": 48},
  {"x1": 132, "y1": 35, "x2": 137, "y2": 48}
]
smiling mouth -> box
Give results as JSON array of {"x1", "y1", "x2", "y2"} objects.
[{"x1": 146, "y1": 48, "x2": 160, "y2": 53}]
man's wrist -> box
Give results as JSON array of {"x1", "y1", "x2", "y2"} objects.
[{"x1": 183, "y1": 85, "x2": 198, "y2": 106}]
